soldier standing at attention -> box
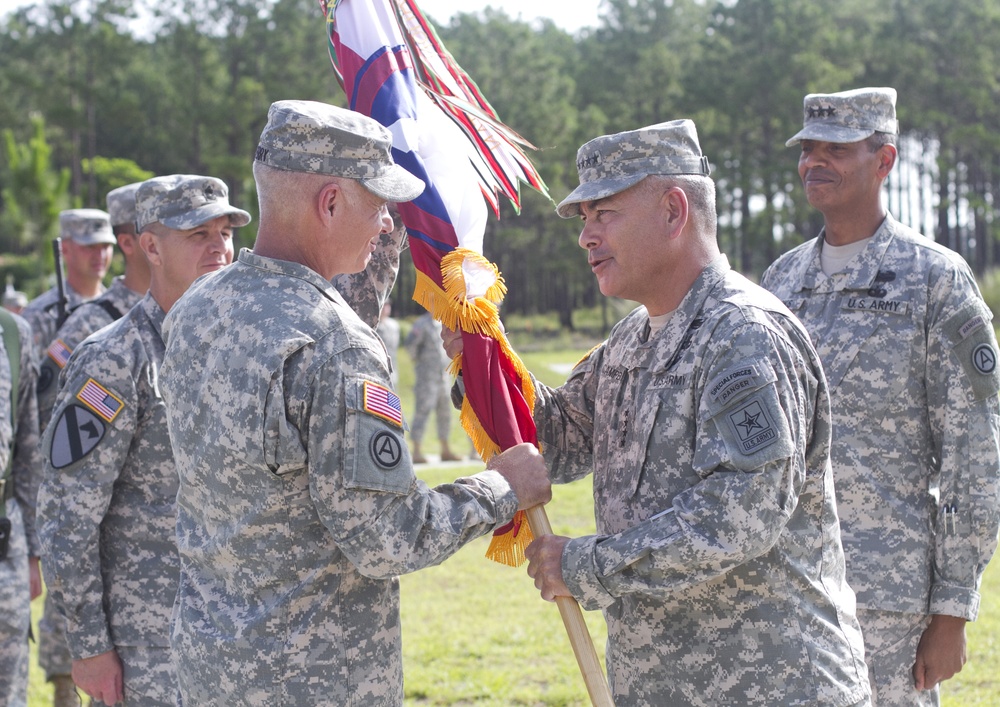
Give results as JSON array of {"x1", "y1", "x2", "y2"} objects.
[
  {"x1": 445, "y1": 119, "x2": 871, "y2": 706},
  {"x1": 37, "y1": 182, "x2": 151, "y2": 429},
  {"x1": 761, "y1": 87, "x2": 1000, "y2": 706},
  {"x1": 22, "y1": 208, "x2": 115, "y2": 706},
  {"x1": 405, "y1": 311, "x2": 461, "y2": 463},
  {"x1": 37, "y1": 174, "x2": 249, "y2": 706},
  {"x1": 158, "y1": 100, "x2": 550, "y2": 706},
  {"x1": 0, "y1": 306, "x2": 43, "y2": 707}
]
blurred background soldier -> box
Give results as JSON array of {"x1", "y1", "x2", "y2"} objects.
[
  {"x1": 405, "y1": 311, "x2": 460, "y2": 463},
  {"x1": 38, "y1": 174, "x2": 247, "y2": 706},
  {"x1": 22, "y1": 208, "x2": 115, "y2": 707},
  {"x1": 37, "y1": 182, "x2": 150, "y2": 430},
  {"x1": 376, "y1": 300, "x2": 400, "y2": 389},
  {"x1": 0, "y1": 303, "x2": 43, "y2": 707}
]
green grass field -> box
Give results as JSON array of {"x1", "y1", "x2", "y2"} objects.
[{"x1": 25, "y1": 336, "x2": 1000, "y2": 705}]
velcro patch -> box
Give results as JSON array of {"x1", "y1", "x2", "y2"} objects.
[
  {"x1": 76, "y1": 378, "x2": 124, "y2": 423},
  {"x1": 841, "y1": 296, "x2": 909, "y2": 315},
  {"x1": 726, "y1": 398, "x2": 778, "y2": 454},
  {"x1": 50, "y1": 404, "x2": 106, "y2": 468},
  {"x1": 47, "y1": 339, "x2": 72, "y2": 368},
  {"x1": 943, "y1": 301, "x2": 1000, "y2": 401},
  {"x1": 708, "y1": 365, "x2": 761, "y2": 406},
  {"x1": 370, "y1": 430, "x2": 403, "y2": 469},
  {"x1": 362, "y1": 380, "x2": 403, "y2": 427}
]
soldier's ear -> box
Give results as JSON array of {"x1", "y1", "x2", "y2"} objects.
[{"x1": 138, "y1": 230, "x2": 161, "y2": 266}]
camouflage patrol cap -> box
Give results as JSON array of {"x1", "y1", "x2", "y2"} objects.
[
  {"x1": 136, "y1": 175, "x2": 251, "y2": 232},
  {"x1": 786, "y1": 87, "x2": 898, "y2": 146},
  {"x1": 254, "y1": 100, "x2": 425, "y2": 202},
  {"x1": 59, "y1": 209, "x2": 116, "y2": 246},
  {"x1": 556, "y1": 119, "x2": 712, "y2": 218},
  {"x1": 105, "y1": 182, "x2": 142, "y2": 228}
]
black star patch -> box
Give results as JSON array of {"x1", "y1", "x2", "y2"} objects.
[
  {"x1": 50, "y1": 404, "x2": 106, "y2": 468},
  {"x1": 727, "y1": 398, "x2": 777, "y2": 454},
  {"x1": 370, "y1": 430, "x2": 403, "y2": 469}
]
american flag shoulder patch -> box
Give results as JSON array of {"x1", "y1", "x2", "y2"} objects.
[
  {"x1": 363, "y1": 380, "x2": 403, "y2": 427},
  {"x1": 76, "y1": 378, "x2": 124, "y2": 423},
  {"x1": 47, "y1": 339, "x2": 73, "y2": 368}
]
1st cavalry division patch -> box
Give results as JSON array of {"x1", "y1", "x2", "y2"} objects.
[
  {"x1": 50, "y1": 404, "x2": 106, "y2": 468},
  {"x1": 76, "y1": 378, "x2": 124, "y2": 423}
]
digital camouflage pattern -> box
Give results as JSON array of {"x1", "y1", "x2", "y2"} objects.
[
  {"x1": 135, "y1": 175, "x2": 250, "y2": 233},
  {"x1": 857, "y1": 609, "x2": 937, "y2": 706},
  {"x1": 58, "y1": 209, "x2": 116, "y2": 247},
  {"x1": 557, "y1": 119, "x2": 712, "y2": 217},
  {"x1": 532, "y1": 256, "x2": 870, "y2": 706},
  {"x1": 761, "y1": 215, "x2": 1000, "y2": 621},
  {"x1": 0, "y1": 314, "x2": 38, "y2": 707},
  {"x1": 376, "y1": 315, "x2": 401, "y2": 389},
  {"x1": 404, "y1": 312, "x2": 452, "y2": 444},
  {"x1": 106, "y1": 183, "x2": 141, "y2": 228},
  {"x1": 254, "y1": 100, "x2": 424, "y2": 202},
  {"x1": 786, "y1": 87, "x2": 898, "y2": 146},
  {"x1": 160, "y1": 249, "x2": 518, "y2": 706},
  {"x1": 22, "y1": 282, "x2": 102, "y2": 355},
  {"x1": 37, "y1": 293, "x2": 179, "y2": 701},
  {"x1": 37, "y1": 276, "x2": 144, "y2": 428}
]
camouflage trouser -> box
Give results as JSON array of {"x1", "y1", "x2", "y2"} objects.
[
  {"x1": 409, "y1": 366, "x2": 451, "y2": 444},
  {"x1": 0, "y1": 501, "x2": 30, "y2": 707},
  {"x1": 857, "y1": 608, "x2": 938, "y2": 707},
  {"x1": 38, "y1": 583, "x2": 73, "y2": 679},
  {"x1": 116, "y1": 645, "x2": 178, "y2": 706}
]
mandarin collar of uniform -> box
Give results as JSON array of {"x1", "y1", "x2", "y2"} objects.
[
  {"x1": 616, "y1": 253, "x2": 731, "y2": 372},
  {"x1": 825, "y1": 213, "x2": 898, "y2": 291},
  {"x1": 238, "y1": 248, "x2": 347, "y2": 307},
  {"x1": 140, "y1": 290, "x2": 167, "y2": 338}
]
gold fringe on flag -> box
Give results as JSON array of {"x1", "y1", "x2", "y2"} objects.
[{"x1": 413, "y1": 249, "x2": 539, "y2": 566}]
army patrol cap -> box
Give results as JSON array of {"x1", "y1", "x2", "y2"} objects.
[
  {"x1": 557, "y1": 119, "x2": 712, "y2": 218},
  {"x1": 254, "y1": 99, "x2": 424, "y2": 202},
  {"x1": 59, "y1": 209, "x2": 116, "y2": 246},
  {"x1": 136, "y1": 175, "x2": 251, "y2": 232},
  {"x1": 105, "y1": 182, "x2": 142, "y2": 229},
  {"x1": 786, "y1": 87, "x2": 898, "y2": 146}
]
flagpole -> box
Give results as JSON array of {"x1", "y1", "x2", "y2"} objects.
[{"x1": 525, "y1": 505, "x2": 616, "y2": 707}]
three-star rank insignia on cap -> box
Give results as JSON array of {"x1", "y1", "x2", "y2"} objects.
[
  {"x1": 362, "y1": 380, "x2": 403, "y2": 427},
  {"x1": 76, "y1": 378, "x2": 124, "y2": 423}
]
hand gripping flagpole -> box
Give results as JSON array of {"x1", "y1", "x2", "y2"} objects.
[{"x1": 324, "y1": 2, "x2": 613, "y2": 703}]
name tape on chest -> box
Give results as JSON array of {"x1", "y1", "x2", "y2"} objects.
[
  {"x1": 363, "y1": 380, "x2": 403, "y2": 427},
  {"x1": 841, "y1": 296, "x2": 909, "y2": 315},
  {"x1": 76, "y1": 378, "x2": 124, "y2": 423}
]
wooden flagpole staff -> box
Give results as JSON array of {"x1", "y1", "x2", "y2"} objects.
[{"x1": 525, "y1": 505, "x2": 615, "y2": 707}]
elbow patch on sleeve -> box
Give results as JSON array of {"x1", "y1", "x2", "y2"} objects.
[
  {"x1": 941, "y1": 301, "x2": 1000, "y2": 401},
  {"x1": 343, "y1": 378, "x2": 414, "y2": 494},
  {"x1": 703, "y1": 361, "x2": 794, "y2": 471}
]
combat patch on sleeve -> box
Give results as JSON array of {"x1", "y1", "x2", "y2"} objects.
[
  {"x1": 75, "y1": 378, "x2": 124, "y2": 423},
  {"x1": 37, "y1": 359, "x2": 57, "y2": 394},
  {"x1": 705, "y1": 360, "x2": 793, "y2": 471},
  {"x1": 49, "y1": 404, "x2": 106, "y2": 468},
  {"x1": 345, "y1": 379, "x2": 414, "y2": 495},
  {"x1": 942, "y1": 301, "x2": 1000, "y2": 400}
]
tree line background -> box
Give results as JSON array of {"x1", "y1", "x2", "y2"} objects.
[{"x1": 1, "y1": 0, "x2": 999, "y2": 331}]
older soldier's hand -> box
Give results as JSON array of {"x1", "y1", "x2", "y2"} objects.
[
  {"x1": 525, "y1": 534, "x2": 572, "y2": 601},
  {"x1": 440, "y1": 324, "x2": 463, "y2": 360},
  {"x1": 72, "y1": 649, "x2": 124, "y2": 705},
  {"x1": 486, "y1": 442, "x2": 551, "y2": 510},
  {"x1": 913, "y1": 613, "x2": 967, "y2": 690}
]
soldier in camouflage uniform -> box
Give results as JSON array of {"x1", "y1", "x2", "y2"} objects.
[
  {"x1": 37, "y1": 174, "x2": 249, "y2": 706},
  {"x1": 377, "y1": 300, "x2": 401, "y2": 389},
  {"x1": 761, "y1": 88, "x2": 1000, "y2": 706},
  {"x1": 159, "y1": 100, "x2": 550, "y2": 706},
  {"x1": 22, "y1": 208, "x2": 115, "y2": 705},
  {"x1": 459, "y1": 120, "x2": 871, "y2": 706},
  {"x1": 405, "y1": 311, "x2": 460, "y2": 463},
  {"x1": 38, "y1": 182, "x2": 151, "y2": 429},
  {"x1": 0, "y1": 310, "x2": 43, "y2": 707}
]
